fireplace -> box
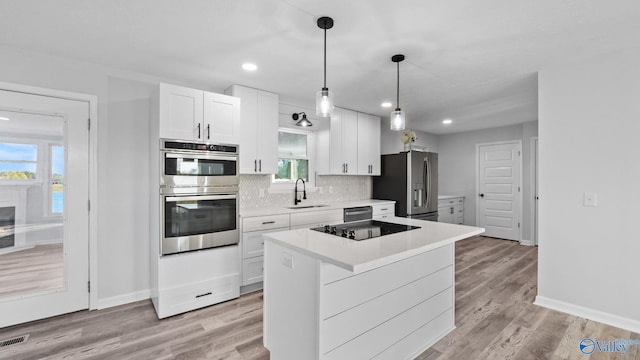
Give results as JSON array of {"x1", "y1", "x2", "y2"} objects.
[{"x1": 0, "y1": 206, "x2": 15, "y2": 249}]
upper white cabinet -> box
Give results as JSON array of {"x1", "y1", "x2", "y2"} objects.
[
  {"x1": 317, "y1": 107, "x2": 381, "y2": 175},
  {"x1": 159, "y1": 83, "x2": 240, "y2": 144},
  {"x1": 356, "y1": 113, "x2": 381, "y2": 175},
  {"x1": 225, "y1": 85, "x2": 278, "y2": 174}
]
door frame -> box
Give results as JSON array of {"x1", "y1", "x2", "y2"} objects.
[
  {"x1": 0, "y1": 81, "x2": 99, "y2": 310},
  {"x1": 475, "y1": 140, "x2": 523, "y2": 241},
  {"x1": 530, "y1": 136, "x2": 538, "y2": 245}
]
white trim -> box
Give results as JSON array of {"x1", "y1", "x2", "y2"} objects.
[
  {"x1": 0, "y1": 81, "x2": 99, "y2": 310},
  {"x1": 97, "y1": 289, "x2": 150, "y2": 310},
  {"x1": 519, "y1": 239, "x2": 535, "y2": 246},
  {"x1": 534, "y1": 295, "x2": 640, "y2": 334},
  {"x1": 475, "y1": 140, "x2": 523, "y2": 241},
  {"x1": 529, "y1": 137, "x2": 538, "y2": 246}
]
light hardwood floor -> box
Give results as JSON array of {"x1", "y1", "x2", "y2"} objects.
[
  {"x1": 0, "y1": 243, "x2": 64, "y2": 299},
  {"x1": 1, "y1": 237, "x2": 638, "y2": 359}
]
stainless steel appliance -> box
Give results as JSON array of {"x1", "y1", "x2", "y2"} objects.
[
  {"x1": 161, "y1": 139, "x2": 238, "y2": 188},
  {"x1": 160, "y1": 139, "x2": 240, "y2": 256},
  {"x1": 343, "y1": 206, "x2": 372, "y2": 222},
  {"x1": 372, "y1": 151, "x2": 438, "y2": 221},
  {"x1": 311, "y1": 220, "x2": 420, "y2": 241}
]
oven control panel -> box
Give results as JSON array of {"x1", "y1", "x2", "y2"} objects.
[{"x1": 163, "y1": 140, "x2": 238, "y2": 154}]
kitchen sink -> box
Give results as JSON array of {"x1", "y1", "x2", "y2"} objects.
[{"x1": 286, "y1": 205, "x2": 330, "y2": 210}]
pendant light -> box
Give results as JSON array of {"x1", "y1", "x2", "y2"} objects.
[
  {"x1": 390, "y1": 54, "x2": 406, "y2": 131},
  {"x1": 292, "y1": 112, "x2": 312, "y2": 127},
  {"x1": 316, "y1": 16, "x2": 334, "y2": 118}
]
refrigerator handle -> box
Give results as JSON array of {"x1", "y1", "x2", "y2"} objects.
[{"x1": 424, "y1": 157, "x2": 430, "y2": 208}]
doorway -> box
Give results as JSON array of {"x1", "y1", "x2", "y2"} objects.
[
  {"x1": 476, "y1": 141, "x2": 522, "y2": 241},
  {"x1": 531, "y1": 137, "x2": 539, "y2": 245},
  {"x1": 0, "y1": 83, "x2": 97, "y2": 327}
]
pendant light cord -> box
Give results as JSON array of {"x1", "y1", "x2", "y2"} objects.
[
  {"x1": 324, "y1": 27, "x2": 327, "y2": 88},
  {"x1": 396, "y1": 61, "x2": 400, "y2": 109}
]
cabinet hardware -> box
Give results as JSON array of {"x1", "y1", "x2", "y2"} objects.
[
  {"x1": 259, "y1": 159, "x2": 262, "y2": 172},
  {"x1": 450, "y1": 207, "x2": 454, "y2": 214},
  {"x1": 262, "y1": 221, "x2": 275, "y2": 224},
  {"x1": 195, "y1": 292, "x2": 212, "y2": 298},
  {"x1": 380, "y1": 208, "x2": 388, "y2": 211},
  {"x1": 254, "y1": 160, "x2": 257, "y2": 172},
  {"x1": 207, "y1": 124, "x2": 210, "y2": 139},
  {"x1": 197, "y1": 123, "x2": 201, "y2": 139}
]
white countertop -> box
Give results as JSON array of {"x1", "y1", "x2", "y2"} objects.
[
  {"x1": 264, "y1": 217, "x2": 484, "y2": 273},
  {"x1": 239, "y1": 199, "x2": 395, "y2": 218},
  {"x1": 438, "y1": 194, "x2": 465, "y2": 200}
]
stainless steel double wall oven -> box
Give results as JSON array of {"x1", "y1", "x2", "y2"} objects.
[{"x1": 160, "y1": 139, "x2": 239, "y2": 255}]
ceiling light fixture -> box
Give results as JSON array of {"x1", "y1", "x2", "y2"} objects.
[
  {"x1": 242, "y1": 63, "x2": 257, "y2": 71},
  {"x1": 316, "y1": 16, "x2": 334, "y2": 118},
  {"x1": 0, "y1": 116, "x2": 9, "y2": 121},
  {"x1": 381, "y1": 102, "x2": 392, "y2": 108},
  {"x1": 292, "y1": 112, "x2": 312, "y2": 127},
  {"x1": 390, "y1": 54, "x2": 406, "y2": 131},
  {"x1": 442, "y1": 119, "x2": 453, "y2": 125}
]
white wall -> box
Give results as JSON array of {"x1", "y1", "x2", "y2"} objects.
[
  {"x1": 0, "y1": 45, "x2": 213, "y2": 304},
  {"x1": 536, "y1": 47, "x2": 640, "y2": 331},
  {"x1": 437, "y1": 122, "x2": 538, "y2": 240}
]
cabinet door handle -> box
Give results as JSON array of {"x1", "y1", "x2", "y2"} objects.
[
  {"x1": 450, "y1": 207, "x2": 454, "y2": 214},
  {"x1": 197, "y1": 123, "x2": 201, "y2": 139},
  {"x1": 380, "y1": 208, "x2": 388, "y2": 211},
  {"x1": 259, "y1": 159, "x2": 262, "y2": 172},
  {"x1": 346, "y1": 163, "x2": 348, "y2": 173},
  {"x1": 207, "y1": 124, "x2": 210, "y2": 139},
  {"x1": 262, "y1": 221, "x2": 275, "y2": 225},
  {"x1": 254, "y1": 159, "x2": 257, "y2": 172}
]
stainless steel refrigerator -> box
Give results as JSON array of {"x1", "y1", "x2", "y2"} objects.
[{"x1": 372, "y1": 151, "x2": 438, "y2": 221}]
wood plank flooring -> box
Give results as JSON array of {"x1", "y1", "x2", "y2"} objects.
[
  {"x1": 1, "y1": 236, "x2": 638, "y2": 359},
  {"x1": 0, "y1": 243, "x2": 63, "y2": 298}
]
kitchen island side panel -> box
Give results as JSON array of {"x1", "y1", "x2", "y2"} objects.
[{"x1": 264, "y1": 241, "x2": 320, "y2": 360}]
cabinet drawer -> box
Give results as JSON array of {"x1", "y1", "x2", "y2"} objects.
[
  {"x1": 242, "y1": 256, "x2": 264, "y2": 285},
  {"x1": 242, "y1": 214, "x2": 289, "y2": 232},
  {"x1": 242, "y1": 228, "x2": 288, "y2": 259},
  {"x1": 373, "y1": 214, "x2": 392, "y2": 220},
  {"x1": 372, "y1": 203, "x2": 394, "y2": 217},
  {"x1": 289, "y1": 209, "x2": 343, "y2": 227},
  {"x1": 438, "y1": 197, "x2": 464, "y2": 208},
  {"x1": 156, "y1": 273, "x2": 239, "y2": 319}
]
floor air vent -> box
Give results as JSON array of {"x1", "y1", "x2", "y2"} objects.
[{"x1": 0, "y1": 334, "x2": 29, "y2": 348}]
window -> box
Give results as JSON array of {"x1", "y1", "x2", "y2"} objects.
[
  {"x1": 0, "y1": 142, "x2": 38, "y2": 180},
  {"x1": 50, "y1": 145, "x2": 64, "y2": 214},
  {"x1": 274, "y1": 130, "x2": 309, "y2": 183}
]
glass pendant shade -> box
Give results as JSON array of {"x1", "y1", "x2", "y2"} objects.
[
  {"x1": 316, "y1": 88, "x2": 334, "y2": 118},
  {"x1": 296, "y1": 115, "x2": 312, "y2": 127},
  {"x1": 390, "y1": 108, "x2": 406, "y2": 131}
]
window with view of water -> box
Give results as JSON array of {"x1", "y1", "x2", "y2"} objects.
[
  {"x1": 274, "y1": 131, "x2": 308, "y2": 183},
  {"x1": 0, "y1": 142, "x2": 38, "y2": 180},
  {"x1": 51, "y1": 145, "x2": 64, "y2": 214}
]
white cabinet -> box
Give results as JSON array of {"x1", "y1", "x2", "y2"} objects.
[
  {"x1": 241, "y1": 214, "x2": 289, "y2": 290},
  {"x1": 159, "y1": 83, "x2": 240, "y2": 143},
  {"x1": 372, "y1": 202, "x2": 395, "y2": 220},
  {"x1": 317, "y1": 107, "x2": 381, "y2": 175},
  {"x1": 225, "y1": 85, "x2": 278, "y2": 174},
  {"x1": 357, "y1": 113, "x2": 381, "y2": 175},
  {"x1": 438, "y1": 196, "x2": 464, "y2": 225}
]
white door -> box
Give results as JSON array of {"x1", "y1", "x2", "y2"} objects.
[
  {"x1": 477, "y1": 142, "x2": 521, "y2": 240},
  {"x1": 159, "y1": 83, "x2": 203, "y2": 141},
  {"x1": 0, "y1": 89, "x2": 89, "y2": 327},
  {"x1": 256, "y1": 90, "x2": 278, "y2": 174},
  {"x1": 204, "y1": 92, "x2": 240, "y2": 145}
]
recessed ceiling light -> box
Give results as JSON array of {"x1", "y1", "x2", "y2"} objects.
[
  {"x1": 242, "y1": 63, "x2": 258, "y2": 71},
  {"x1": 381, "y1": 102, "x2": 392, "y2": 108},
  {"x1": 442, "y1": 119, "x2": 453, "y2": 125},
  {"x1": 0, "y1": 116, "x2": 9, "y2": 121}
]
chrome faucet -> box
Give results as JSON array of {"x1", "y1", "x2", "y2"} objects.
[{"x1": 294, "y1": 178, "x2": 307, "y2": 205}]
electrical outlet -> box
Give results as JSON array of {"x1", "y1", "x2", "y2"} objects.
[
  {"x1": 584, "y1": 192, "x2": 597, "y2": 207},
  {"x1": 282, "y1": 252, "x2": 294, "y2": 269}
]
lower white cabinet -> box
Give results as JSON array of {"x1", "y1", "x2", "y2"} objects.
[
  {"x1": 241, "y1": 214, "x2": 290, "y2": 290},
  {"x1": 438, "y1": 196, "x2": 464, "y2": 225},
  {"x1": 372, "y1": 202, "x2": 395, "y2": 220}
]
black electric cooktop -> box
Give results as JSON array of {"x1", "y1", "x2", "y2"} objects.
[{"x1": 311, "y1": 220, "x2": 421, "y2": 241}]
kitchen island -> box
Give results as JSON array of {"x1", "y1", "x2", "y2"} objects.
[{"x1": 263, "y1": 217, "x2": 484, "y2": 360}]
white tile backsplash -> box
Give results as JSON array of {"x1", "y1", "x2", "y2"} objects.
[{"x1": 239, "y1": 175, "x2": 372, "y2": 208}]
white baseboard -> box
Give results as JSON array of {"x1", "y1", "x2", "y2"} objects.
[
  {"x1": 534, "y1": 295, "x2": 640, "y2": 333},
  {"x1": 97, "y1": 289, "x2": 150, "y2": 310},
  {"x1": 519, "y1": 239, "x2": 535, "y2": 246}
]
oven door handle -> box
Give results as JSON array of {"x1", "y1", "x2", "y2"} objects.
[
  {"x1": 166, "y1": 194, "x2": 237, "y2": 202},
  {"x1": 165, "y1": 153, "x2": 237, "y2": 162}
]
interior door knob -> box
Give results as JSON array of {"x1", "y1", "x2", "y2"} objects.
[{"x1": 479, "y1": 193, "x2": 485, "y2": 197}]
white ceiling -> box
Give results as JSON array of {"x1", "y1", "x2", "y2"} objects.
[{"x1": 1, "y1": 0, "x2": 639, "y2": 134}]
